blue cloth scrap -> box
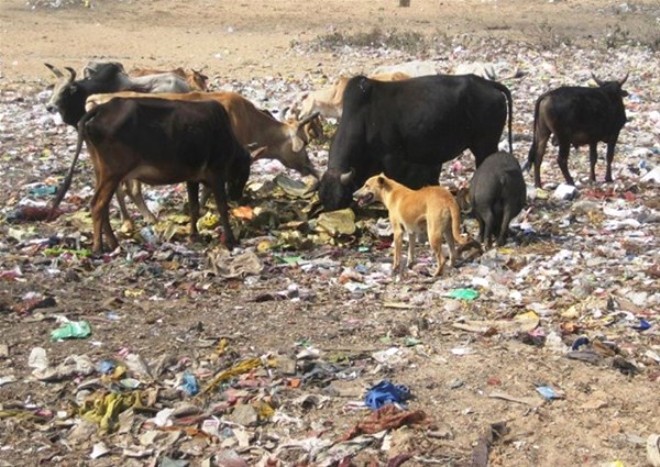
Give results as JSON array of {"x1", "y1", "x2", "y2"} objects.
[
  {"x1": 180, "y1": 371, "x2": 200, "y2": 396},
  {"x1": 365, "y1": 380, "x2": 412, "y2": 410}
]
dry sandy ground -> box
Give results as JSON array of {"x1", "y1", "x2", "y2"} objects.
[{"x1": 1, "y1": 0, "x2": 659, "y2": 82}]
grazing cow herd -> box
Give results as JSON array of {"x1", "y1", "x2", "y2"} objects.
[{"x1": 43, "y1": 60, "x2": 630, "y2": 276}]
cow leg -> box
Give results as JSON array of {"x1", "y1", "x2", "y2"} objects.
[
  {"x1": 588, "y1": 143, "x2": 599, "y2": 183},
  {"x1": 605, "y1": 142, "x2": 616, "y2": 182},
  {"x1": 199, "y1": 185, "x2": 212, "y2": 210},
  {"x1": 186, "y1": 182, "x2": 200, "y2": 241},
  {"x1": 208, "y1": 181, "x2": 237, "y2": 248},
  {"x1": 92, "y1": 177, "x2": 121, "y2": 254},
  {"x1": 115, "y1": 182, "x2": 135, "y2": 232},
  {"x1": 533, "y1": 127, "x2": 551, "y2": 188},
  {"x1": 127, "y1": 180, "x2": 158, "y2": 224},
  {"x1": 557, "y1": 143, "x2": 575, "y2": 186}
]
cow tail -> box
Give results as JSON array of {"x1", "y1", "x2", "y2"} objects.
[
  {"x1": 48, "y1": 108, "x2": 97, "y2": 219},
  {"x1": 524, "y1": 93, "x2": 545, "y2": 171},
  {"x1": 503, "y1": 85, "x2": 513, "y2": 154},
  {"x1": 487, "y1": 81, "x2": 513, "y2": 154}
]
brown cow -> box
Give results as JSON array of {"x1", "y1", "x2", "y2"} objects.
[
  {"x1": 85, "y1": 91, "x2": 320, "y2": 225},
  {"x1": 297, "y1": 71, "x2": 410, "y2": 120},
  {"x1": 130, "y1": 67, "x2": 209, "y2": 91}
]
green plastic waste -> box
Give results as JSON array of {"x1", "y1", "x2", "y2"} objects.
[
  {"x1": 447, "y1": 288, "x2": 480, "y2": 301},
  {"x1": 51, "y1": 321, "x2": 92, "y2": 341}
]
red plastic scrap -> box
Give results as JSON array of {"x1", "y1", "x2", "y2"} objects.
[
  {"x1": 12, "y1": 296, "x2": 56, "y2": 314},
  {"x1": 341, "y1": 404, "x2": 427, "y2": 441}
]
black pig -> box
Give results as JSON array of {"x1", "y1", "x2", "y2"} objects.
[{"x1": 469, "y1": 151, "x2": 526, "y2": 247}]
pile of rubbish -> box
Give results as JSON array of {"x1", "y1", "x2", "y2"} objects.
[{"x1": 0, "y1": 35, "x2": 658, "y2": 466}]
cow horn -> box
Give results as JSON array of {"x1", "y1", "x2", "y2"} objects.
[
  {"x1": 280, "y1": 106, "x2": 290, "y2": 121},
  {"x1": 298, "y1": 111, "x2": 321, "y2": 128},
  {"x1": 339, "y1": 168, "x2": 355, "y2": 185},
  {"x1": 44, "y1": 63, "x2": 64, "y2": 78},
  {"x1": 485, "y1": 67, "x2": 497, "y2": 81},
  {"x1": 305, "y1": 178, "x2": 320, "y2": 193},
  {"x1": 64, "y1": 67, "x2": 77, "y2": 82},
  {"x1": 250, "y1": 145, "x2": 268, "y2": 161},
  {"x1": 618, "y1": 72, "x2": 629, "y2": 86},
  {"x1": 591, "y1": 72, "x2": 605, "y2": 87}
]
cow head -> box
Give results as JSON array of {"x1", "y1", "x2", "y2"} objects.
[
  {"x1": 189, "y1": 69, "x2": 209, "y2": 91},
  {"x1": 319, "y1": 167, "x2": 356, "y2": 211},
  {"x1": 83, "y1": 60, "x2": 126, "y2": 79},
  {"x1": 45, "y1": 63, "x2": 83, "y2": 126},
  {"x1": 591, "y1": 72, "x2": 629, "y2": 97},
  {"x1": 45, "y1": 62, "x2": 125, "y2": 127},
  {"x1": 274, "y1": 112, "x2": 321, "y2": 179}
]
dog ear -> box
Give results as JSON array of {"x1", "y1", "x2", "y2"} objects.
[{"x1": 377, "y1": 175, "x2": 385, "y2": 186}]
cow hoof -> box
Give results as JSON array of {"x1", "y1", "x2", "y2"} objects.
[
  {"x1": 120, "y1": 221, "x2": 135, "y2": 234},
  {"x1": 223, "y1": 237, "x2": 238, "y2": 250}
]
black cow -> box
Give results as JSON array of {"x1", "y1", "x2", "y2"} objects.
[
  {"x1": 318, "y1": 74, "x2": 513, "y2": 211},
  {"x1": 526, "y1": 73, "x2": 628, "y2": 188},
  {"x1": 48, "y1": 98, "x2": 251, "y2": 254},
  {"x1": 44, "y1": 63, "x2": 130, "y2": 126},
  {"x1": 44, "y1": 62, "x2": 190, "y2": 127}
]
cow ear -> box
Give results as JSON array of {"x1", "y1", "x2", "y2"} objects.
[
  {"x1": 620, "y1": 90, "x2": 629, "y2": 97},
  {"x1": 291, "y1": 136, "x2": 304, "y2": 152}
]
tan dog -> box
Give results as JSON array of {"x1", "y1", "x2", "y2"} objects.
[{"x1": 353, "y1": 174, "x2": 470, "y2": 277}]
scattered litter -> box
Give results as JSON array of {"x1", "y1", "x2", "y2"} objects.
[
  {"x1": 364, "y1": 380, "x2": 412, "y2": 409},
  {"x1": 471, "y1": 422, "x2": 509, "y2": 467},
  {"x1": 0, "y1": 22, "x2": 658, "y2": 467},
  {"x1": 535, "y1": 386, "x2": 564, "y2": 400},
  {"x1": 50, "y1": 320, "x2": 92, "y2": 341},
  {"x1": 446, "y1": 288, "x2": 480, "y2": 301}
]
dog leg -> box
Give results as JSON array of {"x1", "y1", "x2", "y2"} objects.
[
  {"x1": 407, "y1": 231, "x2": 416, "y2": 269},
  {"x1": 392, "y1": 223, "x2": 404, "y2": 277},
  {"x1": 444, "y1": 223, "x2": 458, "y2": 269},
  {"x1": 430, "y1": 232, "x2": 445, "y2": 277}
]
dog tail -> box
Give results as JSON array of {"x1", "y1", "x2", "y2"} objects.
[{"x1": 449, "y1": 198, "x2": 470, "y2": 245}]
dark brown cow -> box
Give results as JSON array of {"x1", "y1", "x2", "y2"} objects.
[{"x1": 49, "y1": 97, "x2": 251, "y2": 254}]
